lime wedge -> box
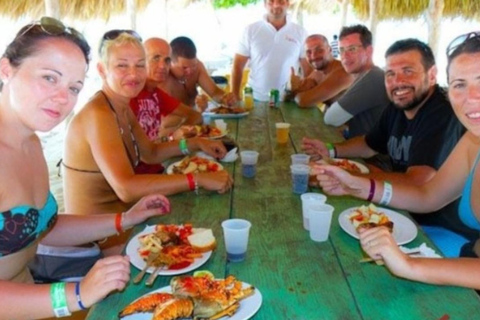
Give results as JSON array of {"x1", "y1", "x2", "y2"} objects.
[{"x1": 193, "y1": 270, "x2": 214, "y2": 279}]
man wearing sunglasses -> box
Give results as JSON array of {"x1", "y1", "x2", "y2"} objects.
[{"x1": 304, "y1": 39, "x2": 477, "y2": 257}]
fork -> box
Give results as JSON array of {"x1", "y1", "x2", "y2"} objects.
[
  {"x1": 132, "y1": 253, "x2": 158, "y2": 284},
  {"x1": 145, "y1": 264, "x2": 164, "y2": 286}
]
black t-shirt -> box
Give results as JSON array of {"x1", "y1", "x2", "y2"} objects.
[
  {"x1": 365, "y1": 85, "x2": 464, "y2": 171},
  {"x1": 365, "y1": 85, "x2": 478, "y2": 243}
]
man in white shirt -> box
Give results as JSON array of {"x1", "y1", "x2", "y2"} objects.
[{"x1": 231, "y1": 0, "x2": 310, "y2": 101}]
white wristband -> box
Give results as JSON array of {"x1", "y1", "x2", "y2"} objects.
[{"x1": 379, "y1": 181, "x2": 393, "y2": 205}]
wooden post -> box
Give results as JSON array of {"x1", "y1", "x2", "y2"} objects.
[
  {"x1": 368, "y1": 0, "x2": 378, "y2": 46},
  {"x1": 340, "y1": 0, "x2": 349, "y2": 29},
  {"x1": 126, "y1": 0, "x2": 137, "y2": 30},
  {"x1": 44, "y1": 0, "x2": 60, "y2": 18},
  {"x1": 427, "y1": 0, "x2": 444, "y2": 59}
]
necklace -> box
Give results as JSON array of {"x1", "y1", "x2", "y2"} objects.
[{"x1": 100, "y1": 91, "x2": 140, "y2": 168}]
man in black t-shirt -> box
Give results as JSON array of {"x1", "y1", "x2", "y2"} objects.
[{"x1": 302, "y1": 39, "x2": 478, "y2": 257}]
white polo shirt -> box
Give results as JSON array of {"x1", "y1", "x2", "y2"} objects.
[{"x1": 236, "y1": 15, "x2": 307, "y2": 101}]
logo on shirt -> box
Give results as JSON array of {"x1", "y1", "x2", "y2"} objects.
[
  {"x1": 387, "y1": 135, "x2": 412, "y2": 162},
  {"x1": 285, "y1": 35, "x2": 298, "y2": 44}
]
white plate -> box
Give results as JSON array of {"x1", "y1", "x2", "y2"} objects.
[
  {"x1": 166, "y1": 157, "x2": 224, "y2": 174},
  {"x1": 332, "y1": 158, "x2": 369, "y2": 174},
  {"x1": 125, "y1": 226, "x2": 212, "y2": 276},
  {"x1": 121, "y1": 282, "x2": 262, "y2": 320},
  {"x1": 203, "y1": 111, "x2": 249, "y2": 119},
  {"x1": 338, "y1": 207, "x2": 418, "y2": 245}
]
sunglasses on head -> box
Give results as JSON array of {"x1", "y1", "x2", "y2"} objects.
[
  {"x1": 98, "y1": 29, "x2": 142, "y2": 54},
  {"x1": 17, "y1": 16, "x2": 86, "y2": 44},
  {"x1": 446, "y1": 31, "x2": 480, "y2": 57}
]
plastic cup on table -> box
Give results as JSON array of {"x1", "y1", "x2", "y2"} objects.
[
  {"x1": 221, "y1": 219, "x2": 252, "y2": 262},
  {"x1": 301, "y1": 193, "x2": 327, "y2": 230},
  {"x1": 307, "y1": 204, "x2": 334, "y2": 242},
  {"x1": 291, "y1": 153, "x2": 310, "y2": 165},
  {"x1": 275, "y1": 122, "x2": 290, "y2": 144},
  {"x1": 290, "y1": 164, "x2": 310, "y2": 194},
  {"x1": 240, "y1": 150, "x2": 259, "y2": 178}
]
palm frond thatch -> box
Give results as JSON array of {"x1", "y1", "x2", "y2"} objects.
[
  {"x1": 443, "y1": 0, "x2": 480, "y2": 20},
  {"x1": 0, "y1": 0, "x2": 151, "y2": 21}
]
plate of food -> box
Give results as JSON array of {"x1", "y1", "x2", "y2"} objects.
[
  {"x1": 183, "y1": 124, "x2": 228, "y2": 139},
  {"x1": 125, "y1": 224, "x2": 215, "y2": 276},
  {"x1": 317, "y1": 158, "x2": 369, "y2": 174},
  {"x1": 203, "y1": 105, "x2": 249, "y2": 119},
  {"x1": 338, "y1": 204, "x2": 417, "y2": 245},
  {"x1": 166, "y1": 155, "x2": 224, "y2": 174},
  {"x1": 118, "y1": 273, "x2": 262, "y2": 320}
]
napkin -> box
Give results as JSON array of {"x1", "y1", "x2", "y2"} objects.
[
  {"x1": 214, "y1": 119, "x2": 227, "y2": 132},
  {"x1": 400, "y1": 243, "x2": 441, "y2": 258}
]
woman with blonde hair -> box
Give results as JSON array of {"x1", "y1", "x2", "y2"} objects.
[{"x1": 62, "y1": 30, "x2": 233, "y2": 255}]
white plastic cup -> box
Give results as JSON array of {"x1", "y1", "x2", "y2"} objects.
[
  {"x1": 240, "y1": 150, "x2": 259, "y2": 178},
  {"x1": 221, "y1": 219, "x2": 252, "y2": 262},
  {"x1": 301, "y1": 193, "x2": 327, "y2": 230},
  {"x1": 291, "y1": 154, "x2": 310, "y2": 165},
  {"x1": 290, "y1": 164, "x2": 310, "y2": 194},
  {"x1": 308, "y1": 204, "x2": 334, "y2": 242}
]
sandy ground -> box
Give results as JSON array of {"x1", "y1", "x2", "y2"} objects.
[{"x1": 39, "y1": 123, "x2": 66, "y2": 213}]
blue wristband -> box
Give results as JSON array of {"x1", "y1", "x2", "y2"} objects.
[{"x1": 75, "y1": 282, "x2": 87, "y2": 310}]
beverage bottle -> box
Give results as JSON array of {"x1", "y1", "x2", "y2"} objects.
[{"x1": 243, "y1": 87, "x2": 254, "y2": 111}]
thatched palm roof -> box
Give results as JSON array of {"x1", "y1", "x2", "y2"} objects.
[
  {"x1": 351, "y1": 0, "x2": 480, "y2": 21},
  {"x1": 0, "y1": 0, "x2": 151, "y2": 21}
]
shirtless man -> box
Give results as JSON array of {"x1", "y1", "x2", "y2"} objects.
[
  {"x1": 291, "y1": 34, "x2": 354, "y2": 108},
  {"x1": 160, "y1": 36, "x2": 237, "y2": 111}
]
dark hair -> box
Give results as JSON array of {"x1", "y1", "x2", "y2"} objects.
[
  {"x1": 1, "y1": 19, "x2": 90, "y2": 91},
  {"x1": 339, "y1": 24, "x2": 372, "y2": 47},
  {"x1": 170, "y1": 36, "x2": 197, "y2": 60},
  {"x1": 385, "y1": 38, "x2": 435, "y2": 71},
  {"x1": 447, "y1": 33, "x2": 480, "y2": 78}
]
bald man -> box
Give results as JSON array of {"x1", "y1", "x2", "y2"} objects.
[
  {"x1": 129, "y1": 37, "x2": 202, "y2": 174},
  {"x1": 291, "y1": 34, "x2": 353, "y2": 108}
]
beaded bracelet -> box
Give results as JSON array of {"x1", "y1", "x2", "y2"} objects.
[
  {"x1": 179, "y1": 139, "x2": 190, "y2": 155},
  {"x1": 50, "y1": 282, "x2": 71, "y2": 317},
  {"x1": 325, "y1": 143, "x2": 337, "y2": 158},
  {"x1": 75, "y1": 282, "x2": 87, "y2": 310},
  {"x1": 379, "y1": 181, "x2": 393, "y2": 205},
  {"x1": 367, "y1": 179, "x2": 375, "y2": 202}
]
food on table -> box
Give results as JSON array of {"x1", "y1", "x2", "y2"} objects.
[
  {"x1": 210, "y1": 105, "x2": 247, "y2": 114},
  {"x1": 119, "y1": 273, "x2": 255, "y2": 320},
  {"x1": 348, "y1": 204, "x2": 394, "y2": 232},
  {"x1": 194, "y1": 125, "x2": 224, "y2": 138},
  {"x1": 171, "y1": 156, "x2": 222, "y2": 174},
  {"x1": 138, "y1": 224, "x2": 215, "y2": 270},
  {"x1": 332, "y1": 159, "x2": 362, "y2": 173}
]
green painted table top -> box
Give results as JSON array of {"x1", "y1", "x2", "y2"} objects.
[{"x1": 87, "y1": 102, "x2": 480, "y2": 320}]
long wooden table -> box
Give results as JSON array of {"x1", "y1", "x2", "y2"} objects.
[{"x1": 87, "y1": 101, "x2": 480, "y2": 320}]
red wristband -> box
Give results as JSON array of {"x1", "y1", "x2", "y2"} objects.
[
  {"x1": 186, "y1": 173, "x2": 195, "y2": 191},
  {"x1": 367, "y1": 179, "x2": 375, "y2": 202},
  {"x1": 115, "y1": 212, "x2": 123, "y2": 234}
]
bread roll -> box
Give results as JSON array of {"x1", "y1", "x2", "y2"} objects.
[{"x1": 187, "y1": 229, "x2": 216, "y2": 252}]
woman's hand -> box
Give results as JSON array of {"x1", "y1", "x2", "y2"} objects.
[
  {"x1": 123, "y1": 194, "x2": 170, "y2": 228},
  {"x1": 221, "y1": 92, "x2": 238, "y2": 107},
  {"x1": 301, "y1": 137, "x2": 328, "y2": 161},
  {"x1": 79, "y1": 255, "x2": 130, "y2": 308},
  {"x1": 194, "y1": 138, "x2": 227, "y2": 160},
  {"x1": 359, "y1": 227, "x2": 412, "y2": 278},
  {"x1": 197, "y1": 171, "x2": 233, "y2": 194},
  {"x1": 311, "y1": 164, "x2": 364, "y2": 196}
]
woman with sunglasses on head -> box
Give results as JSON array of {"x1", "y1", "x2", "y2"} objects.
[
  {"x1": 312, "y1": 33, "x2": 480, "y2": 289},
  {"x1": 62, "y1": 30, "x2": 233, "y2": 256},
  {"x1": 0, "y1": 17, "x2": 171, "y2": 318}
]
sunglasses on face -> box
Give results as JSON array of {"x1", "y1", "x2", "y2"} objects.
[
  {"x1": 446, "y1": 31, "x2": 480, "y2": 57},
  {"x1": 17, "y1": 16, "x2": 87, "y2": 45}
]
